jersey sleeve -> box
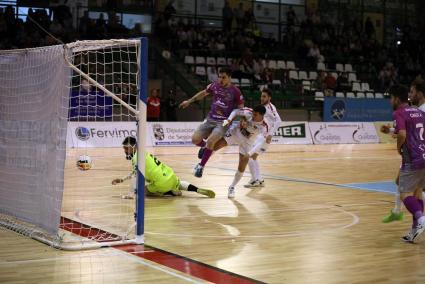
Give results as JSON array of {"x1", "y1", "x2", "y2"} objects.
[
  {"x1": 271, "y1": 107, "x2": 282, "y2": 135},
  {"x1": 393, "y1": 111, "x2": 405, "y2": 134},
  {"x1": 205, "y1": 82, "x2": 215, "y2": 94},
  {"x1": 227, "y1": 108, "x2": 252, "y2": 121},
  {"x1": 234, "y1": 87, "x2": 244, "y2": 106}
]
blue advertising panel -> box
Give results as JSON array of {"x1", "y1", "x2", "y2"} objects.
[
  {"x1": 69, "y1": 90, "x2": 113, "y2": 119},
  {"x1": 324, "y1": 97, "x2": 392, "y2": 122}
]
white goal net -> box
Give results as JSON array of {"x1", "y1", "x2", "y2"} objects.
[{"x1": 0, "y1": 39, "x2": 145, "y2": 250}]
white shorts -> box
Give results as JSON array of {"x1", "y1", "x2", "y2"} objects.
[
  {"x1": 251, "y1": 135, "x2": 270, "y2": 155},
  {"x1": 224, "y1": 126, "x2": 254, "y2": 156}
]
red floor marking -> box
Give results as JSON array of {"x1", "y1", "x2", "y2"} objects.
[
  {"x1": 60, "y1": 217, "x2": 264, "y2": 284},
  {"x1": 117, "y1": 244, "x2": 263, "y2": 284}
]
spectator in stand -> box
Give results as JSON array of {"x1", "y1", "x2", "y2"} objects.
[
  {"x1": 364, "y1": 17, "x2": 375, "y2": 39},
  {"x1": 240, "y1": 48, "x2": 255, "y2": 78},
  {"x1": 222, "y1": 0, "x2": 233, "y2": 31},
  {"x1": 207, "y1": 67, "x2": 218, "y2": 83},
  {"x1": 164, "y1": 89, "x2": 178, "y2": 121},
  {"x1": 286, "y1": 6, "x2": 297, "y2": 32},
  {"x1": 147, "y1": 88, "x2": 161, "y2": 121},
  {"x1": 244, "y1": 7, "x2": 255, "y2": 29},
  {"x1": 324, "y1": 72, "x2": 337, "y2": 96},
  {"x1": 324, "y1": 72, "x2": 337, "y2": 90},
  {"x1": 336, "y1": 72, "x2": 350, "y2": 92},
  {"x1": 307, "y1": 44, "x2": 325, "y2": 67},
  {"x1": 216, "y1": 39, "x2": 226, "y2": 50},
  {"x1": 164, "y1": 0, "x2": 177, "y2": 21},
  {"x1": 234, "y1": 3, "x2": 245, "y2": 30},
  {"x1": 261, "y1": 68, "x2": 273, "y2": 84},
  {"x1": 312, "y1": 70, "x2": 326, "y2": 90},
  {"x1": 379, "y1": 63, "x2": 398, "y2": 91}
]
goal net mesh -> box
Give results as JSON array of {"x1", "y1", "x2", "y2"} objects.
[{"x1": 0, "y1": 39, "x2": 142, "y2": 249}]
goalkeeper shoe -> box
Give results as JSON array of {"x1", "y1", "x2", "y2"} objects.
[{"x1": 197, "y1": 188, "x2": 216, "y2": 198}]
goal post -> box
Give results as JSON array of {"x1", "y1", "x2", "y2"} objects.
[
  {"x1": 0, "y1": 38, "x2": 148, "y2": 250},
  {"x1": 136, "y1": 37, "x2": 148, "y2": 243}
]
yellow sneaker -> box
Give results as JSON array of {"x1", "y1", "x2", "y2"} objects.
[{"x1": 197, "y1": 188, "x2": 215, "y2": 198}]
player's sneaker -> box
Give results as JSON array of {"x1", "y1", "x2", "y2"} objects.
[
  {"x1": 382, "y1": 210, "x2": 404, "y2": 223},
  {"x1": 197, "y1": 188, "x2": 215, "y2": 198},
  {"x1": 258, "y1": 179, "x2": 265, "y2": 187},
  {"x1": 401, "y1": 229, "x2": 416, "y2": 243},
  {"x1": 244, "y1": 180, "x2": 262, "y2": 188},
  {"x1": 193, "y1": 163, "x2": 204, "y2": 178},
  {"x1": 228, "y1": 186, "x2": 235, "y2": 199},
  {"x1": 198, "y1": 147, "x2": 205, "y2": 159},
  {"x1": 411, "y1": 222, "x2": 425, "y2": 242}
]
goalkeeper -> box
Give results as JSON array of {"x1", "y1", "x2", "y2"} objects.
[{"x1": 112, "y1": 136, "x2": 215, "y2": 198}]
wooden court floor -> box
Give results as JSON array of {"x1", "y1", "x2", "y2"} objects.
[{"x1": 2, "y1": 144, "x2": 425, "y2": 283}]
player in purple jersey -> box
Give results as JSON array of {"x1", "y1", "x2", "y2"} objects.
[
  {"x1": 382, "y1": 79, "x2": 425, "y2": 223},
  {"x1": 389, "y1": 85, "x2": 425, "y2": 242},
  {"x1": 179, "y1": 67, "x2": 244, "y2": 178}
]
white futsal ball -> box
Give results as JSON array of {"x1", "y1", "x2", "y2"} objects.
[{"x1": 76, "y1": 155, "x2": 92, "y2": 171}]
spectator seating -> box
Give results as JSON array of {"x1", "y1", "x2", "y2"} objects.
[{"x1": 182, "y1": 53, "x2": 386, "y2": 102}]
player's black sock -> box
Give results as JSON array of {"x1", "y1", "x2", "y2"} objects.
[{"x1": 188, "y1": 184, "x2": 198, "y2": 192}]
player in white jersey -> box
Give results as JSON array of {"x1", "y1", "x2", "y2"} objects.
[
  {"x1": 212, "y1": 105, "x2": 270, "y2": 198},
  {"x1": 244, "y1": 89, "x2": 282, "y2": 188}
]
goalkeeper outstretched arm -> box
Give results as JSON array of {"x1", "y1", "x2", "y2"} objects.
[{"x1": 112, "y1": 170, "x2": 135, "y2": 185}]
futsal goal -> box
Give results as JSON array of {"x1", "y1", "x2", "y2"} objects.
[{"x1": 0, "y1": 38, "x2": 147, "y2": 250}]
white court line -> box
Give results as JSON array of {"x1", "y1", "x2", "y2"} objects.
[
  {"x1": 113, "y1": 250, "x2": 205, "y2": 284},
  {"x1": 145, "y1": 206, "x2": 360, "y2": 239},
  {"x1": 165, "y1": 155, "x2": 396, "y2": 189},
  {"x1": 0, "y1": 250, "x2": 204, "y2": 284},
  {"x1": 0, "y1": 250, "x2": 119, "y2": 265},
  {"x1": 178, "y1": 161, "x2": 396, "y2": 196},
  {"x1": 145, "y1": 201, "x2": 386, "y2": 221},
  {"x1": 160, "y1": 152, "x2": 397, "y2": 162}
]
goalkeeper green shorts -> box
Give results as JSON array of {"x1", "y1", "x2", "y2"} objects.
[{"x1": 146, "y1": 173, "x2": 180, "y2": 194}]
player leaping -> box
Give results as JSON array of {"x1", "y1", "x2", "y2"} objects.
[
  {"x1": 244, "y1": 89, "x2": 282, "y2": 188},
  {"x1": 179, "y1": 67, "x2": 244, "y2": 178},
  {"x1": 212, "y1": 105, "x2": 270, "y2": 198}
]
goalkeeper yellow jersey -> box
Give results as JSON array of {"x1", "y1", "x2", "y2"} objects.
[{"x1": 131, "y1": 151, "x2": 175, "y2": 184}]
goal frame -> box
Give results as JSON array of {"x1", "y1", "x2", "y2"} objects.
[{"x1": 63, "y1": 37, "x2": 148, "y2": 247}]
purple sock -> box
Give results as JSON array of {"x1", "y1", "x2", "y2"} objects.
[
  {"x1": 413, "y1": 217, "x2": 418, "y2": 229},
  {"x1": 200, "y1": 148, "x2": 213, "y2": 166},
  {"x1": 417, "y1": 199, "x2": 424, "y2": 220},
  {"x1": 403, "y1": 196, "x2": 423, "y2": 220},
  {"x1": 196, "y1": 140, "x2": 206, "y2": 147}
]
